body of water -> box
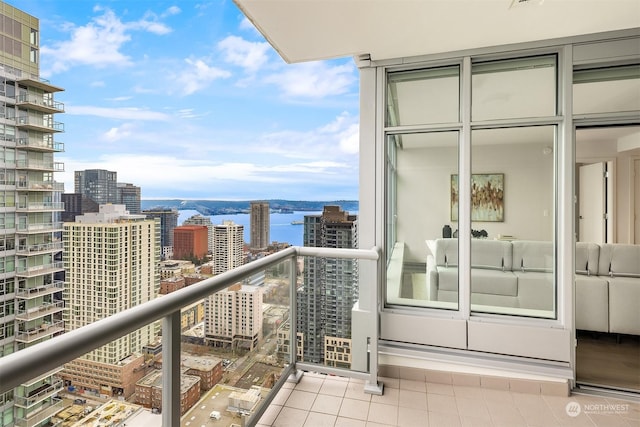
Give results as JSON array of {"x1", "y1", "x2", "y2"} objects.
[{"x1": 178, "y1": 210, "x2": 325, "y2": 247}]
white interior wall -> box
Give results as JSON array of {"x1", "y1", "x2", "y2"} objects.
[{"x1": 397, "y1": 142, "x2": 554, "y2": 263}]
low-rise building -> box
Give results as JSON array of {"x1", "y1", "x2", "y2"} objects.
[
  {"x1": 181, "y1": 354, "x2": 224, "y2": 391},
  {"x1": 135, "y1": 369, "x2": 200, "y2": 416}
]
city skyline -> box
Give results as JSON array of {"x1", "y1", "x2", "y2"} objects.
[{"x1": 17, "y1": 0, "x2": 360, "y2": 201}]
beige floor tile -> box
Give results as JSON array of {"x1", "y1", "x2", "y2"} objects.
[
  {"x1": 273, "y1": 406, "x2": 309, "y2": 427},
  {"x1": 303, "y1": 412, "x2": 337, "y2": 427},
  {"x1": 587, "y1": 413, "x2": 636, "y2": 427},
  {"x1": 258, "y1": 404, "x2": 283, "y2": 426},
  {"x1": 456, "y1": 396, "x2": 491, "y2": 420},
  {"x1": 460, "y1": 415, "x2": 494, "y2": 427},
  {"x1": 320, "y1": 378, "x2": 348, "y2": 397},
  {"x1": 398, "y1": 406, "x2": 429, "y2": 427},
  {"x1": 311, "y1": 393, "x2": 343, "y2": 416},
  {"x1": 380, "y1": 376, "x2": 400, "y2": 389},
  {"x1": 338, "y1": 397, "x2": 371, "y2": 421},
  {"x1": 368, "y1": 402, "x2": 398, "y2": 426},
  {"x1": 398, "y1": 389, "x2": 428, "y2": 410},
  {"x1": 370, "y1": 386, "x2": 399, "y2": 406},
  {"x1": 345, "y1": 381, "x2": 373, "y2": 402},
  {"x1": 285, "y1": 390, "x2": 317, "y2": 411},
  {"x1": 485, "y1": 400, "x2": 527, "y2": 426},
  {"x1": 429, "y1": 410, "x2": 462, "y2": 427},
  {"x1": 272, "y1": 388, "x2": 294, "y2": 406},
  {"x1": 400, "y1": 378, "x2": 427, "y2": 392},
  {"x1": 426, "y1": 382, "x2": 455, "y2": 396},
  {"x1": 454, "y1": 385, "x2": 484, "y2": 399},
  {"x1": 481, "y1": 388, "x2": 513, "y2": 403},
  {"x1": 427, "y1": 393, "x2": 458, "y2": 414},
  {"x1": 295, "y1": 374, "x2": 324, "y2": 393},
  {"x1": 335, "y1": 417, "x2": 367, "y2": 427}
]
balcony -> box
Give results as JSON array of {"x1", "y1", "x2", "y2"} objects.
[
  {"x1": 16, "y1": 222, "x2": 64, "y2": 234},
  {"x1": 15, "y1": 261, "x2": 64, "y2": 278},
  {"x1": 14, "y1": 398, "x2": 64, "y2": 427},
  {"x1": 16, "y1": 76, "x2": 64, "y2": 93},
  {"x1": 16, "y1": 136, "x2": 65, "y2": 153},
  {"x1": 15, "y1": 94, "x2": 65, "y2": 114},
  {"x1": 0, "y1": 247, "x2": 632, "y2": 427},
  {"x1": 16, "y1": 201, "x2": 65, "y2": 212},
  {"x1": 15, "y1": 159, "x2": 64, "y2": 172},
  {"x1": 16, "y1": 180, "x2": 65, "y2": 192},
  {"x1": 15, "y1": 116, "x2": 64, "y2": 133},
  {"x1": 0, "y1": 246, "x2": 381, "y2": 426},
  {"x1": 16, "y1": 280, "x2": 65, "y2": 298},
  {"x1": 15, "y1": 320, "x2": 65, "y2": 343},
  {"x1": 13, "y1": 380, "x2": 64, "y2": 408},
  {"x1": 15, "y1": 300, "x2": 64, "y2": 321}
]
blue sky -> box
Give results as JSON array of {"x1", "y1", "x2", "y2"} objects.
[{"x1": 15, "y1": 0, "x2": 360, "y2": 200}]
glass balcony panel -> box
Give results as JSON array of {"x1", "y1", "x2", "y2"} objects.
[
  {"x1": 470, "y1": 126, "x2": 556, "y2": 318},
  {"x1": 386, "y1": 131, "x2": 459, "y2": 310}
]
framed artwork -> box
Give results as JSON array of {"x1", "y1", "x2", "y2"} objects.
[{"x1": 451, "y1": 173, "x2": 504, "y2": 222}]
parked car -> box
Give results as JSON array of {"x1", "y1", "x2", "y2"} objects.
[
  {"x1": 74, "y1": 398, "x2": 86, "y2": 405},
  {"x1": 209, "y1": 410, "x2": 221, "y2": 420}
]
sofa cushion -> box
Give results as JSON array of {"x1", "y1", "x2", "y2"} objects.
[
  {"x1": 472, "y1": 269, "x2": 518, "y2": 296},
  {"x1": 434, "y1": 238, "x2": 513, "y2": 270},
  {"x1": 512, "y1": 240, "x2": 553, "y2": 272},
  {"x1": 598, "y1": 244, "x2": 640, "y2": 277},
  {"x1": 575, "y1": 242, "x2": 600, "y2": 276}
]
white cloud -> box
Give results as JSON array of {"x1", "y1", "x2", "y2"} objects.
[
  {"x1": 175, "y1": 58, "x2": 232, "y2": 95},
  {"x1": 41, "y1": 7, "x2": 173, "y2": 74},
  {"x1": 162, "y1": 6, "x2": 182, "y2": 17},
  {"x1": 66, "y1": 106, "x2": 170, "y2": 121},
  {"x1": 103, "y1": 123, "x2": 135, "y2": 142},
  {"x1": 264, "y1": 61, "x2": 356, "y2": 98},
  {"x1": 218, "y1": 35, "x2": 271, "y2": 73}
]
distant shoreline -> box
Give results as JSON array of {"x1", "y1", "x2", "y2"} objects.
[{"x1": 141, "y1": 199, "x2": 359, "y2": 216}]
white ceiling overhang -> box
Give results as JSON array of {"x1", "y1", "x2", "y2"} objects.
[{"x1": 234, "y1": 0, "x2": 640, "y2": 63}]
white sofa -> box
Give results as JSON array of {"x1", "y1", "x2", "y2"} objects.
[
  {"x1": 576, "y1": 242, "x2": 640, "y2": 336},
  {"x1": 427, "y1": 239, "x2": 553, "y2": 311},
  {"x1": 425, "y1": 239, "x2": 639, "y2": 335}
]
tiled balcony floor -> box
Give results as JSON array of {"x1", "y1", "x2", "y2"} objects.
[{"x1": 257, "y1": 372, "x2": 640, "y2": 427}]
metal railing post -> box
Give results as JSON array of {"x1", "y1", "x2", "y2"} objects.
[
  {"x1": 288, "y1": 255, "x2": 302, "y2": 383},
  {"x1": 162, "y1": 311, "x2": 181, "y2": 426}
]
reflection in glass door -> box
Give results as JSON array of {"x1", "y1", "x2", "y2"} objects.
[{"x1": 575, "y1": 126, "x2": 640, "y2": 393}]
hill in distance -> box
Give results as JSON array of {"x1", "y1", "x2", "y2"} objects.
[{"x1": 141, "y1": 199, "x2": 359, "y2": 216}]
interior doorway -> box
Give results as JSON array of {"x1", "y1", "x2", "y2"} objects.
[{"x1": 575, "y1": 125, "x2": 640, "y2": 393}]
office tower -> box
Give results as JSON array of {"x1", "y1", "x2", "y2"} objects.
[
  {"x1": 212, "y1": 221, "x2": 244, "y2": 274},
  {"x1": 61, "y1": 204, "x2": 160, "y2": 398},
  {"x1": 61, "y1": 193, "x2": 99, "y2": 222},
  {"x1": 173, "y1": 225, "x2": 208, "y2": 261},
  {"x1": 250, "y1": 201, "x2": 270, "y2": 250},
  {"x1": 74, "y1": 169, "x2": 117, "y2": 205},
  {"x1": 183, "y1": 214, "x2": 214, "y2": 253},
  {"x1": 0, "y1": 3, "x2": 67, "y2": 424},
  {"x1": 116, "y1": 182, "x2": 141, "y2": 214},
  {"x1": 204, "y1": 283, "x2": 262, "y2": 349},
  {"x1": 142, "y1": 208, "x2": 179, "y2": 260},
  {"x1": 297, "y1": 206, "x2": 358, "y2": 367}
]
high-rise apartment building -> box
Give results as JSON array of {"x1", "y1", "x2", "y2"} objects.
[
  {"x1": 204, "y1": 283, "x2": 262, "y2": 350},
  {"x1": 61, "y1": 204, "x2": 160, "y2": 398},
  {"x1": 173, "y1": 225, "x2": 208, "y2": 261},
  {"x1": 74, "y1": 169, "x2": 117, "y2": 205},
  {"x1": 61, "y1": 193, "x2": 99, "y2": 222},
  {"x1": 212, "y1": 220, "x2": 244, "y2": 274},
  {"x1": 182, "y1": 214, "x2": 214, "y2": 253},
  {"x1": 142, "y1": 208, "x2": 179, "y2": 260},
  {"x1": 0, "y1": 2, "x2": 67, "y2": 424},
  {"x1": 297, "y1": 206, "x2": 358, "y2": 367},
  {"x1": 116, "y1": 182, "x2": 141, "y2": 214},
  {"x1": 249, "y1": 201, "x2": 270, "y2": 250}
]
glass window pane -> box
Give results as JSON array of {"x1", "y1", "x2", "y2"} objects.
[
  {"x1": 386, "y1": 131, "x2": 459, "y2": 309},
  {"x1": 470, "y1": 126, "x2": 556, "y2": 318},
  {"x1": 574, "y1": 65, "x2": 640, "y2": 115},
  {"x1": 386, "y1": 66, "x2": 460, "y2": 126},
  {"x1": 472, "y1": 56, "x2": 556, "y2": 121}
]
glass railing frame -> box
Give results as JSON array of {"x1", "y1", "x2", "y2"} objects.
[{"x1": 0, "y1": 245, "x2": 380, "y2": 427}]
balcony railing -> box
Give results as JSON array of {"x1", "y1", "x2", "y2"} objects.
[
  {"x1": 15, "y1": 94, "x2": 65, "y2": 114},
  {"x1": 0, "y1": 246, "x2": 380, "y2": 427},
  {"x1": 15, "y1": 300, "x2": 64, "y2": 321},
  {"x1": 16, "y1": 280, "x2": 65, "y2": 298},
  {"x1": 13, "y1": 380, "x2": 64, "y2": 408},
  {"x1": 14, "y1": 398, "x2": 64, "y2": 427},
  {"x1": 15, "y1": 116, "x2": 64, "y2": 132},
  {"x1": 16, "y1": 137, "x2": 64, "y2": 152},
  {"x1": 15, "y1": 261, "x2": 65, "y2": 278},
  {"x1": 15, "y1": 320, "x2": 65, "y2": 343},
  {"x1": 16, "y1": 222, "x2": 64, "y2": 234},
  {"x1": 16, "y1": 180, "x2": 65, "y2": 191}
]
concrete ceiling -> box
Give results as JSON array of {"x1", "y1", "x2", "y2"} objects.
[{"x1": 234, "y1": 0, "x2": 640, "y2": 63}]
